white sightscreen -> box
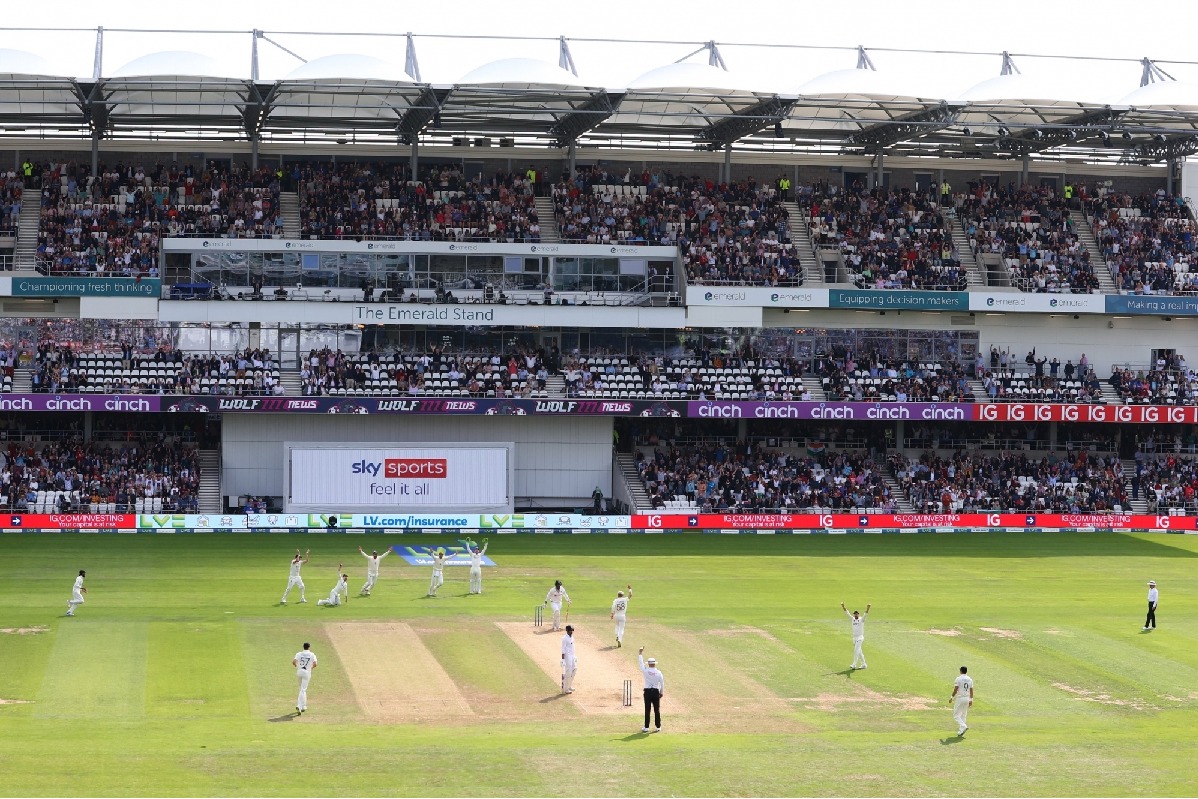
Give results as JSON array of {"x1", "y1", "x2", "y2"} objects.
[{"x1": 288, "y1": 446, "x2": 510, "y2": 509}]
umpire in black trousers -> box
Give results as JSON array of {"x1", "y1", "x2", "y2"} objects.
[{"x1": 638, "y1": 647, "x2": 665, "y2": 732}]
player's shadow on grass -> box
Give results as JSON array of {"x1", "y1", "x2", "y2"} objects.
[
  {"x1": 615, "y1": 731, "x2": 653, "y2": 741},
  {"x1": 538, "y1": 693, "x2": 569, "y2": 704},
  {"x1": 940, "y1": 735, "x2": 964, "y2": 745},
  {"x1": 267, "y1": 712, "x2": 298, "y2": 723},
  {"x1": 829, "y1": 668, "x2": 856, "y2": 677}
]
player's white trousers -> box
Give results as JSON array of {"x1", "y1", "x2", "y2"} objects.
[
  {"x1": 318, "y1": 591, "x2": 342, "y2": 606},
  {"x1": 953, "y1": 698, "x2": 970, "y2": 731},
  {"x1": 562, "y1": 658, "x2": 577, "y2": 692},
  {"x1": 551, "y1": 603, "x2": 563, "y2": 629},
  {"x1": 67, "y1": 591, "x2": 85, "y2": 612},
  {"x1": 469, "y1": 566, "x2": 482, "y2": 593},
  {"x1": 296, "y1": 670, "x2": 312, "y2": 710},
  {"x1": 362, "y1": 573, "x2": 378, "y2": 593},
  {"x1": 851, "y1": 638, "x2": 866, "y2": 668},
  {"x1": 614, "y1": 615, "x2": 627, "y2": 643},
  {"x1": 428, "y1": 570, "x2": 444, "y2": 595},
  {"x1": 282, "y1": 577, "x2": 305, "y2": 602}
]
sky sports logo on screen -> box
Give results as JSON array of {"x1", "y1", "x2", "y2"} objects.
[{"x1": 350, "y1": 459, "x2": 449, "y2": 478}]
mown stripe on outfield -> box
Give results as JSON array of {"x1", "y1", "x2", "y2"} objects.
[
  {"x1": 36, "y1": 621, "x2": 147, "y2": 719},
  {"x1": 145, "y1": 621, "x2": 251, "y2": 719}
]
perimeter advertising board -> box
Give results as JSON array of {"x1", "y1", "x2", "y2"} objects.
[{"x1": 284, "y1": 444, "x2": 513, "y2": 514}]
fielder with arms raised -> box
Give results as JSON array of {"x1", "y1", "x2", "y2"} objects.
[
  {"x1": 281, "y1": 549, "x2": 309, "y2": 604},
  {"x1": 358, "y1": 545, "x2": 389, "y2": 596},
  {"x1": 468, "y1": 539, "x2": 488, "y2": 595},
  {"x1": 611, "y1": 585, "x2": 632, "y2": 647}
]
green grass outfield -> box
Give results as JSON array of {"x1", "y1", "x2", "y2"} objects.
[{"x1": 2, "y1": 531, "x2": 1198, "y2": 797}]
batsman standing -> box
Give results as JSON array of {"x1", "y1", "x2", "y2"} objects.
[{"x1": 545, "y1": 580, "x2": 571, "y2": 631}]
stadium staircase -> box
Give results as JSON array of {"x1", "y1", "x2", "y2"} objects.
[
  {"x1": 614, "y1": 452, "x2": 652, "y2": 511},
  {"x1": 279, "y1": 192, "x2": 301, "y2": 239},
  {"x1": 968, "y1": 377, "x2": 990, "y2": 402},
  {"x1": 880, "y1": 472, "x2": 917, "y2": 513},
  {"x1": 13, "y1": 200, "x2": 41, "y2": 269},
  {"x1": 197, "y1": 449, "x2": 222, "y2": 513},
  {"x1": 945, "y1": 209, "x2": 986, "y2": 288},
  {"x1": 783, "y1": 201, "x2": 822, "y2": 286},
  {"x1": 11, "y1": 369, "x2": 32, "y2": 392},
  {"x1": 979, "y1": 252, "x2": 1011, "y2": 287},
  {"x1": 545, "y1": 374, "x2": 566, "y2": 397},
  {"x1": 1121, "y1": 461, "x2": 1149, "y2": 514},
  {"x1": 801, "y1": 375, "x2": 827, "y2": 401},
  {"x1": 533, "y1": 197, "x2": 560, "y2": 243},
  {"x1": 280, "y1": 370, "x2": 303, "y2": 395},
  {"x1": 1076, "y1": 216, "x2": 1117, "y2": 293}
]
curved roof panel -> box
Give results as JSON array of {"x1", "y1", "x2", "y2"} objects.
[
  {"x1": 1117, "y1": 80, "x2": 1198, "y2": 110},
  {"x1": 796, "y1": 68, "x2": 941, "y2": 100},
  {"x1": 955, "y1": 72, "x2": 1106, "y2": 106},
  {"x1": 0, "y1": 48, "x2": 60, "y2": 77},
  {"x1": 109, "y1": 50, "x2": 243, "y2": 80},
  {"x1": 284, "y1": 54, "x2": 412, "y2": 83},
  {"x1": 625, "y1": 62, "x2": 768, "y2": 93},
  {"x1": 458, "y1": 58, "x2": 587, "y2": 87}
]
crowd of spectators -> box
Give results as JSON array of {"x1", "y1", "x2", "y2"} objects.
[
  {"x1": 563, "y1": 353, "x2": 811, "y2": 400},
  {"x1": 806, "y1": 184, "x2": 965, "y2": 290},
  {"x1": 1089, "y1": 191, "x2": 1196, "y2": 294},
  {"x1": 957, "y1": 182, "x2": 1097, "y2": 293},
  {"x1": 889, "y1": 450, "x2": 1129, "y2": 513},
  {"x1": 636, "y1": 440, "x2": 895, "y2": 512},
  {"x1": 298, "y1": 346, "x2": 556, "y2": 398},
  {"x1": 1, "y1": 172, "x2": 23, "y2": 234},
  {"x1": 298, "y1": 162, "x2": 541, "y2": 243},
  {"x1": 1109, "y1": 351, "x2": 1197, "y2": 405},
  {"x1": 553, "y1": 167, "x2": 799, "y2": 286},
  {"x1": 817, "y1": 354, "x2": 975, "y2": 402},
  {"x1": 36, "y1": 161, "x2": 281, "y2": 276},
  {"x1": 0, "y1": 438, "x2": 201, "y2": 513},
  {"x1": 1130, "y1": 453, "x2": 1198, "y2": 511}
]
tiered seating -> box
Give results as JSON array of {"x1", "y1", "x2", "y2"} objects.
[
  {"x1": 36, "y1": 162, "x2": 281, "y2": 275},
  {"x1": 554, "y1": 169, "x2": 799, "y2": 286},
  {"x1": 958, "y1": 184, "x2": 1095, "y2": 293},
  {"x1": 298, "y1": 163, "x2": 540, "y2": 242},
  {"x1": 1110, "y1": 355, "x2": 1198, "y2": 405},
  {"x1": 890, "y1": 450, "x2": 1128, "y2": 513},
  {"x1": 300, "y1": 349, "x2": 550, "y2": 398},
  {"x1": 636, "y1": 441, "x2": 895, "y2": 513},
  {"x1": 819, "y1": 359, "x2": 974, "y2": 402},
  {"x1": 981, "y1": 368, "x2": 1103, "y2": 403},
  {"x1": 0, "y1": 172, "x2": 23, "y2": 233},
  {"x1": 564, "y1": 356, "x2": 810, "y2": 400},
  {"x1": 805, "y1": 187, "x2": 964, "y2": 290},
  {"x1": 1089, "y1": 193, "x2": 1197, "y2": 294},
  {"x1": 32, "y1": 347, "x2": 281, "y2": 396},
  {"x1": 1, "y1": 439, "x2": 201, "y2": 514},
  {"x1": 1134, "y1": 454, "x2": 1198, "y2": 511}
]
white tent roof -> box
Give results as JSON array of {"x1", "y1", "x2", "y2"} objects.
[
  {"x1": 1118, "y1": 80, "x2": 1198, "y2": 110},
  {"x1": 109, "y1": 50, "x2": 243, "y2": 80},
  {"x1": 796, "y1": 68, "x2": 940, "y2": 100},
  {"x1": 0, "y1": 48, "x2": 60, "y2": 77},
  {"x1": 624, "y1": 62, "x2": 770, "y2": 93},
  {"x1": 458, "y1": 58, "x2": 587, "y2": 87},
  {"x1": 285, "y1": 54, "x2": 412, "y2": 83}
]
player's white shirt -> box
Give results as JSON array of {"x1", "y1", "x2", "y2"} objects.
[
  {"x1": 363, "y1": 551, "x2": 387, "y2": 575},
  {"x1": 546, "y1": 586, "x2": 569, "y2": 605},
  {"x1": 289, "y1": 559, "x2": 303, "y2": 578},
  {"x1": 431, "y1": 554, "x2": 448, "y2": 574},
  {"x1": 1148, "y1": 587, "x2": 1159, "y2": 603},
  {"x1": 611, "y1": 596, "x2": 629, "y2": 616},
  {"x1": 73, "y1": 575, "x2": 84, "y2": 592},
  {"x1": 953, "y1": 674, "x2": 974, "y2": 698},
  {"x1": 561, "y1": 633, "x2": 576, "y2": 660},
  {"x1": 846, "y1": 611, "x2": 866, "y2": 640},
  {"x1": 295, "y1": 650, "x2": 317, "y2": 672},
  {"x1": 332, "y1": 578, "x2": 348, "y2": 598}
]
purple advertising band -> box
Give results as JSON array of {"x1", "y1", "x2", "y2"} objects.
[{"x1": 685, "y1": 400, "x2": 975, "y2": 421}]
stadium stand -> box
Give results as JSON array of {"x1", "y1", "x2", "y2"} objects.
[
  {"x1": 1109, "y1": 351, "x2": 1197, "y2": 405},
  {"x1": 299, "y1": 347, "x2": 551, "y2": 398},
  {"x1": 298, "y1": 163, "x2": 541, "y2": 243},
  {"x1": 1, "y1": 172, "x2": 22, "y2": 235},
  {"x1": 1088, "y1": 192, "x2": 1197, "y2": 295},
  {"x1": 554, "y1": 168, "x2": 799, "y2": 286},
  {"x1": 35, "y1": 161, "x2": 281, "y2": 276},
  {"x1": 957, "y1": 183, "x2": 1098, "y2": 293},
  {"x1": 805, "y1": 184, "x2": 965, "y2": 290}
]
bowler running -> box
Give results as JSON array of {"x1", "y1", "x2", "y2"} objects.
[{"x1": 66, "y1": 569, "x2": 87, "y2": 616}]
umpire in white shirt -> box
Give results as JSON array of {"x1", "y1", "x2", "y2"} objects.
[
  {"x1": 1144, "y1": 580, "x2": 1159, "y2": 631},
  {"x1": 638, "y1": 647, "x2": 665, "y2": 733}
]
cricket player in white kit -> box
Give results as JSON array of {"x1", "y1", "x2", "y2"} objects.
[
  {"x1": 281, "y1": 549, "x2": 309, "y2": 604},
  {"x1": 317, "y1": 565, "x2": 350, "y2": 607},
  {"x1": 293, "y1": 642, "x2": 317, "y2": 714},
  {"x1": 951, "y1": 665, "x2": 974, "y2": 736},
  {"x1": 467, "y1": 539, "x2": 488, "y2": 594},
  {"x1": 544, "y1": 580, "x2": 571, "y2": 631},
  {"x1": 427, "y1": 549, "x2": 449, "y2": 597},
  {"x1": 841, "y1": 601, "x2": 871, "y2": 669},
  {"x1": 358, "y1": 545, "x2": 389, "y2": 596},
  {"x1": 610, "y1": 584, "x2": 632, "y2": 647},
  {"x1": 66, "y1": 570, "x2": 87, "y2": 616},
  {"x1": 561, "y1": 624, "x2": 577, "y2": 693}
]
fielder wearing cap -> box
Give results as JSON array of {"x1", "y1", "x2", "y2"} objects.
[{"x1": 1144, "y1": 581, "x2": 1159, "y2": 631}]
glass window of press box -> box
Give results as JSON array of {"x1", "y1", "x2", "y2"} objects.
[{"x1": 184, "y1": 252, "x2": 671, "y2": 293}]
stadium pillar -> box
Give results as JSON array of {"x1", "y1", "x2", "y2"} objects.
[
  {"x1": 875, "y1": 150, "x2": 884, "y2": 189},
  {"x1": 723, "y1": 144, "x2": 732, "y2": 184},
  {"x1": 895, "y1": 420, "x2": 904, "y2": 449},
  {"x1": 1049, "y1": 421, "x2": 1058, "y2": 449},
  {"x1": 568, "y1": 141, "x2": 577, "y2": 178},
  {"x1": 1021, "y1": 153, "x2": 1029, "y2": 187},
  {"x1": 409, "y1": 139, "x2": 419, "y2": 180},
  {"x1": 737, "y1": 418, "x2": 747, "y2": 441},
  {"x1": 90, "y1": 135, "x2": 99, "y2": 177},
  {"x1": 1167, "y1": 158, "x2": 1175, "y2": 195},
  {"x1": 250, "y1": 136, "x2": 259, "y2": 170},
  {"x1": 83, "y1": 411, "x2": 93, "y2": 442}
]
